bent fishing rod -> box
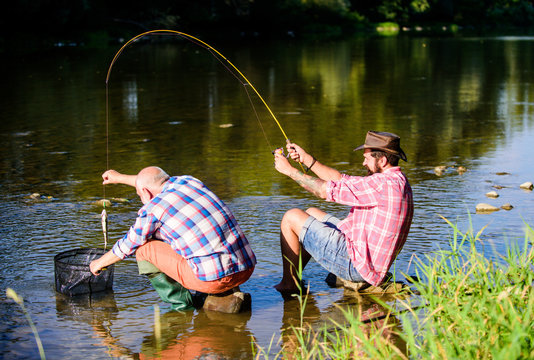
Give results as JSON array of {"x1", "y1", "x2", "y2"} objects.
[{"x1": 105, "y1": 29, "x2": 300, "y2": 158}]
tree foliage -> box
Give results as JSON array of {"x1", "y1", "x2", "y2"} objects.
[{"x1": 0, "y1": 0, "x2": 533, "y2": 49}]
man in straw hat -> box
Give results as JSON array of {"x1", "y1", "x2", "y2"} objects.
[{"x1": 273, "y1": 131, "x2": 413, "y2": 293}]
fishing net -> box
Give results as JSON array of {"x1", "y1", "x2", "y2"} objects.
[{"x1": 54, "y1": 248, "x2": 114, "y2": 296}]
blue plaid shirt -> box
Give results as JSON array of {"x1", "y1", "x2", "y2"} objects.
[{"x1": 112, "y1": 176, "x2": 256, "y2": 281}]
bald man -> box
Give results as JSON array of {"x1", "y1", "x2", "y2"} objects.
[{"x1": 90, "y1": 167, "x2": 256, "y2": 310}]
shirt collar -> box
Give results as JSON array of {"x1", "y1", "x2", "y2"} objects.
[{"x1": 383, "y1": 166, "x2": 401, "y2": 173}]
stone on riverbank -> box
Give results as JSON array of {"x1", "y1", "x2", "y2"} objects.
[
  {"x1": 476, "y1": 203, "x2": 500, "y2": 213},
  {"x1": 485, "y1": 191, "x2": 499, "y2": 198},
  {"x1": 520, "y1": 182, "x2": 533, "y2": 190},
  {"x1": 325, "y1": 273, "x2": 409, "y2": 295},
  {"x1": 202, "y1": 287, "x2": 251, "y2": 314}
]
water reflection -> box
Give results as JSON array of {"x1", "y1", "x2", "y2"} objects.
[
  {"x1": 278, "y1": 291, "x2": 407, "y2": 358},
  {"x1": 123, "y1": 78, "x2": 139, "y2": 122},
  {"x1": 89, "y1": 305, "x2": 254, "y2": 359}
]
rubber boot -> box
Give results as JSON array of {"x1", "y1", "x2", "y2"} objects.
[{"x1": 137, "y1": 260, "x2": 194, "y2": 311}]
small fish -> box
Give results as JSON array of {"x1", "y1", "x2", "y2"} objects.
[{"x1": 101, "y1": 208, "x2": 108, "y2": 249}]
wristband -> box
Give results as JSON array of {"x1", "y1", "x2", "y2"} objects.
[{"x1": 305, "y1": 156, "x2": 316, "y2": 173}]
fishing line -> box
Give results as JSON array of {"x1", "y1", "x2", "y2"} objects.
[
  {"x1": 243, "y1": 84, "x2": 273, "y2": 151},
  {"x1": 105, "y1": 29, "x2": 301, "y2": 168}
]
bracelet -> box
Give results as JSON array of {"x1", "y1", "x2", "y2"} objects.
[{"x1": 305, "y1": 156, "x2": 316, "y2": 173}]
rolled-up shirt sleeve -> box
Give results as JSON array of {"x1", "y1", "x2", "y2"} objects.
[
  {"x1": 326, "y1": 174, "x2": 380, "y2": 207},
  {"x1": 112, "y1": 208, "x2": 161, "y2": 259}
]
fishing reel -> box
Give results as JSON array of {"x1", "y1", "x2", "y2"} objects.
[
  {"x1": 272, "y1": 147, "x2": 290, "y2": 158},
  {"x1": 272, "y1": 139, "x2": 295, "y2": 158}
]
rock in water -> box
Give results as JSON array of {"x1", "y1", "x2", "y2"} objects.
[
  {"x1": 501, "y1": 203, "x2": 514, "y2": 210},
  {"x1": 325, "y1": 273, "x2": 409, "y2": 295},
  {"x1": 476, "y1": 203, "x2": 500, "y2": 213},
  {"x1": 95, "y1": 199, "x2": 112, "y2": 207},
  {"x1": 434, "y1": 166, "x2": 447, "y2": 176},
  {"x1": 485, "y1": 191, "x2": 499, "y2": 198},
  {"x1": 519, "y1": 182, "x2": 533, "y2": 190},
  {"x1": 202, "y1": 287, "x2": 251, "y2": 313}
]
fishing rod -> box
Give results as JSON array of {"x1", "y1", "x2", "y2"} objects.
[{"x1": 105, "y1": 29, "x2": 296, "y2": 153}]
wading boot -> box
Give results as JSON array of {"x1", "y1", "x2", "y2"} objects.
[{"x1": 137, "y1": 260, "x2": 194, "y2": 311}]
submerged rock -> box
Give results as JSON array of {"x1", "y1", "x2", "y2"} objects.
[
  {"x1": 27, "y1": 193, "x2": 53, "y2": 201},
  {"x1": 485, "y1": 191, "x2": 499, "y2": 198},
  {"x1": 520, "y1": 182, "x2": 533, "y2": 190},
  {"x1": 501, "y1": 203, "x2": 514, "y2": 210},
  {"x1": 94, "y1": 199, "x2": 112, "y2": 207},
  {"x1": 219, "y1": 123, "x2": 234, "y2": 128},
  {"x1": 434, "y1": 166, "x2": 447, "y2": 176},
  {"x1": 476, "y1": 203, "x2": 500, "y2": 213},
  {"x1": 496, "y1": 172, "x2": 511, "y2": 176},
  {"x1": 456, "y1": 166, "x2": 467, "y2": 174},
  {"x1": 492, "y1": 185, "x2": 505, "y2": 190}
]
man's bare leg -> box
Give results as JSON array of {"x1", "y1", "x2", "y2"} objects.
[{"x1": 274, "y1": 208, "x2": 313, "y2": 292}]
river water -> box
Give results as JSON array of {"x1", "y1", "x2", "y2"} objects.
[{"x1": 0, "y1": 35, "x2": 533, "y2": 359}]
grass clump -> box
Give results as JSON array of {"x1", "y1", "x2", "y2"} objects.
[
  {"x1": 257, "y1": 217, "x2": 534, "y2": 359},
  {"x1": 401, "y1": 217, "x2": 534, "y2": 359}
]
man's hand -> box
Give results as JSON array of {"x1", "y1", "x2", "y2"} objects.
[
  {"x1": 102, "y1": 170, "x2": 122, "y2": 185},
  {"x1": 90, "y1": 258, "x2": 103, "y2": 275},
  {"x1": 89, "y1": 251, "x2": 121, "y2": 276},
  {"x1": 286, "y1": 142, "x2": 314, "y2": 168},
  {"x1": 274, "y1": 152, "x2": 295, "y2": 176}
]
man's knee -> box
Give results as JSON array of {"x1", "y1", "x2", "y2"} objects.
[
  {"x1": 281, "y1": 208, "x2": 309, "y2": 231},
  {"x1": 305, "y1": 207, "x2": 327, "y2": 221}
]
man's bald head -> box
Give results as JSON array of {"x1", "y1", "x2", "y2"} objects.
[
  {"x1": 136, "y1": 166, "x2": 169, "y2": 187},
  {"x1": 135, "y1": 167, "x2": 170, "y2": 203}
]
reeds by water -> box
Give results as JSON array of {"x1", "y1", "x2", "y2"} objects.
[{"x1": 255, "y1": 218, "x2": 534, "y2": 359}]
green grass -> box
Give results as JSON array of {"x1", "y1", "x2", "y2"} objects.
[{"x1": 255, "y1": 217, "x2": 534, "y2": 359}]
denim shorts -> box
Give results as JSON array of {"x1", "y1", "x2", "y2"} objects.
[{"x1": 299, "y1": 214, "x2": 365, "y2": 282}]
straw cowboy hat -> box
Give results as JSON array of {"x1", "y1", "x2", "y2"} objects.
[{"x1": 354, "y1": 131, "x2": 407, "y2": 162}]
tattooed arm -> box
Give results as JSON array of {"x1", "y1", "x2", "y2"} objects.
[{"x1": 274, "y1": 152, "x2": 327, "y2": 199}]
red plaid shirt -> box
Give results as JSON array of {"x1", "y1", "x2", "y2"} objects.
[{"x1": 326, "y1": 167, "x2": 413, "y2": 285}]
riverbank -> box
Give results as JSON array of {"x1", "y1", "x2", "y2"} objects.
[{"x1": 258, "y1": 219, "x2": 534, "y2": 359}]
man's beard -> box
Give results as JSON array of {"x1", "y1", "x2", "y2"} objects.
[{"x1": 366, "y1": 164, "x2": 383, "y2": 176}]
